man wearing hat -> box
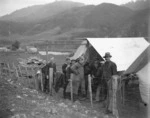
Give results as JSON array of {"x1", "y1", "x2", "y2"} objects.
[
  {"x1": 101, "y1": 52, "x2": 117, "y2": 114},
  {"x1": 62, "y1": 57, "x2": 71, "y2": 98}
]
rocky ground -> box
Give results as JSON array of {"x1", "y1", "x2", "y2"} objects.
[{"x1": 0, "y1": 72, "x2": 115, "y2": 118}]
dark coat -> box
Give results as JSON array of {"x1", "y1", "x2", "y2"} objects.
[
  {"x1": 47, "y1": 62, "x2": 56, "y2": 73},
  {"x1": 62, "y1": 63, "x2": 67, "y2": 75},
  {"x1": 101, "y1": 61, "x2": 117, "y2": 81},
  {"x1": 41, "y1": 62, "x2": 56, "y2": 76},
  {"x1": 90, "y1": 63, "x2": 101, "y2": 77},
  {"x1": 84, "y1": 62, "x2": 91, "y2": 76},
  {"x1": 62, "y1": 63, "x2": 72, "y2": 82}
]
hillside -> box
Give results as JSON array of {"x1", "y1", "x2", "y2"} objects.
[
  {"x1": 0, "y1": 1, "x2": 149, "y2": 48},
  {"x1": 0, "y1": 1, "x2": 84, "y2": 23},
  {"x1": 0, "y1": 21, "x2": 32, "y2": 36},
  {"x1": 0, "y1": 1, "x2": 85, "y2": 37},
  {"x1": 82, "y1": 3, "x2": 134, "y2": 37},
  {"x1": 123, "y1": 0, "x2": 149, "y2": 11},
  {"x1": 23, "y1": 5, "x2": 95, "y2": 35},
  {"x1": 24, "y1": 3, "x2": 134, "y2": 37},
  {"x1": 110, "y1": 8, "x2": 149, "y2": 37}
]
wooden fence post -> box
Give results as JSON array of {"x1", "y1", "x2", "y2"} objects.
[
  {"x1": 122, "y1": 80, "x2": 125, "y2": 105},
  {"x1": 40, "y1": 71, "x2": 44, "y2": 91},
  {"x1": 112, "y1": 75, "x2": 119, "y2": 118},
  {"x1": 18, "y1": 65, "x2": 22, "y2": 77},
  {"x1": 7, "y1": 63, "x2": 11, "y2": 77},
  {"x1": 13, "y1": 63, "x2": 19, "y2": 79},
  {"x1": 88, "y1": 74, "x2": 93, "y2": 108},
  {"x1": 25, "y1": 67, "x2": 29, "y2": 86},
  {"x1": 49, "y1": 68, "x2": 53, "y2": 95},
  {"x1": 46, "y1": 46, "x2": 48, "y2": 64},
  {"x1": 70, "y1": 74, "x2": 73, "y2": 102},
  {"x1": 32, "y1": 68, "x2": 37, "y2": 90}
]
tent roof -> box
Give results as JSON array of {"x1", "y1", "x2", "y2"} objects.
[
  {"x1": 87, "y1": 37, "x2": 149, "y2": 71},
  {"x1": 125, "y1": 46, "x2": 150, "y2": 74},
  {"x1": 70, "y1": 40, "x2": 87, "y2": 60}
]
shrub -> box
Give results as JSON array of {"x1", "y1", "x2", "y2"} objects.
[{"x1": 12, "y1": 40, "x2": 20, "y2": 50}]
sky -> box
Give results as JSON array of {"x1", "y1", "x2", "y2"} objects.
[{"x1": 0, "y1": 0, "x2": 136, "y2": 16}]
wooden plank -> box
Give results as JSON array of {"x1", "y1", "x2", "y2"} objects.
[
  {"x1": 7, "y1": 63, "x2": 11, "y2": 76},
  {"x1": 40, "y1": 71, "x2": 44, "y2": 92},
  {"x1": 18, "y1": 65, "x2": 22, "y2": 77},
  {"x1": 46, "y1": 46, "x2": 48, "y2": 64},
  {"x1": 25, "y1": 67, "x2": 30, "y2": 87},
  {"x1": 49, "y1": 68, "x2": 53, "y2": 95},
  {"x1": 13, "y1": 63, "x2": 19, "y2": 80},
  {"x1": 88, "y1": 74, "x2": 93, "y2": 108},
  {"x1": 122, "y1": 80, "x2": 125, "y2": 105},
  {"x1": 70, "y1": 74, "x2": 73, "y2": 102},
  {"x1": 32, "y1": 68, "x2": 37, "y2": 90}
]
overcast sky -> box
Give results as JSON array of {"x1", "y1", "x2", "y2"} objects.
[{"x1": 0, "y1": 0, "x2": 136, "y2": 16}]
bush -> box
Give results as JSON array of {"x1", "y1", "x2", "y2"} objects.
[{"x1": 12, "y1": 40, "x2": 20, "y2": 50}]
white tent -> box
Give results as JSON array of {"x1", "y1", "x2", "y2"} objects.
[
  {"x1": 87, "y1": 37, "x2": 150, "y2": 104},
  {"x1": 137, "y1": 62, "x2": 150, "y2": 104},
  {"x1": 87, "y1": 37, "x2": 149, "y2": 71},
  {"x1": 70, "y1": 40, "x2": 87, "y2": 60},
  {"x1": 124, "y1": 45, "x2": 150, "y2": 104}
]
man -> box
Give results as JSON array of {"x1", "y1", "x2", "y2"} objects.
[
  {"x1": 84, "y1": 61, "x2": 91, "y2": 98},
  {"x1": 62, "y1": 57, "x2": 71, "y2": 98},
  {"x1": 47, "y1": 57, "x2": 57, "y2": 75},
  {"x1": 90, "y1": 59, "x2": 101, "y2": 95},
  {"x1": 62, "y1": 57, "x2": 71, "y2": 78},
  {"x1": 41, "y1": 64, "x2": 49, "y2": 93},
  {"x1": 101, "y1": 52, "x2": 117, "y2": 114},
  {"x1": 95, "y1": 61, "x2": 104, "y2": 102},
  {"x1": 66, "y1": 56, "x2": 85, "y2": 101},
  {"x1": 42, "y1": 57, "x2": 57, "y2": 93}
]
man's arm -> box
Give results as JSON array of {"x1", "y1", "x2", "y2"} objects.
[
  {"x1": 111, "y1": 63, "x2": 117, "y2": 75},
  {"x1": 62, "y1": 64, "x2": 67, "y2": 74},
  {"x1": 53, "y1": 63, "x2": 57, "y2": 73},
  {"x1": 70, "y1": 63, "x2": 79, "y2": 75}
]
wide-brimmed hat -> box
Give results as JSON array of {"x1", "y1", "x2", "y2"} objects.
[{"x1": 103, "y1": 52, "x2": 112, "y2": 58}]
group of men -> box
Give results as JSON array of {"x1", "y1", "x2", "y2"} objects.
[
  {"x1": 62, "y1": 52, "x2": 117, "y2": 114},
  {"x1": 41, "y1": 52, "x2": 118, "y2": 114}
]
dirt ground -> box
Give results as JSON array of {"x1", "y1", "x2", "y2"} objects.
[{"x1": 0, "y1": 51, "x2": 148, "y2": 118}]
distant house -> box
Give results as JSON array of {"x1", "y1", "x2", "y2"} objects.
[{"x1": 26, "y1": 46, "x2": 38, "y2": 53}]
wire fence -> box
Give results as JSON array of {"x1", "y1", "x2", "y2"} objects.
[
  {"x1": 1, "y1": 62, "x2": 147, "y2": 118},
  {"x1": 0, "y1": 62, "x2": 143, "y2": 105}
]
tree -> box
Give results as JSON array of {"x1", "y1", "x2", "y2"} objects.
[{"x1": 12, "y1": 40, "x2": 20, "y2": 50}]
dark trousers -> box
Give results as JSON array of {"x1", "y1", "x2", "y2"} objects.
[
  {"x1": 100, "y1": 79, "x2": 108, "y2": 100},
  {"x1": 92, "y1": 77, "x2": 99, "y2": 94},
  {"x1": 43, "y1": 75, "x2": 49, "y2": 92},
  {"x1": 85, "y1": 75, "x2": 88, "y2": 96},
  {"x1": 63, "y1": 81, "x2": 69, "y2": 98}
]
